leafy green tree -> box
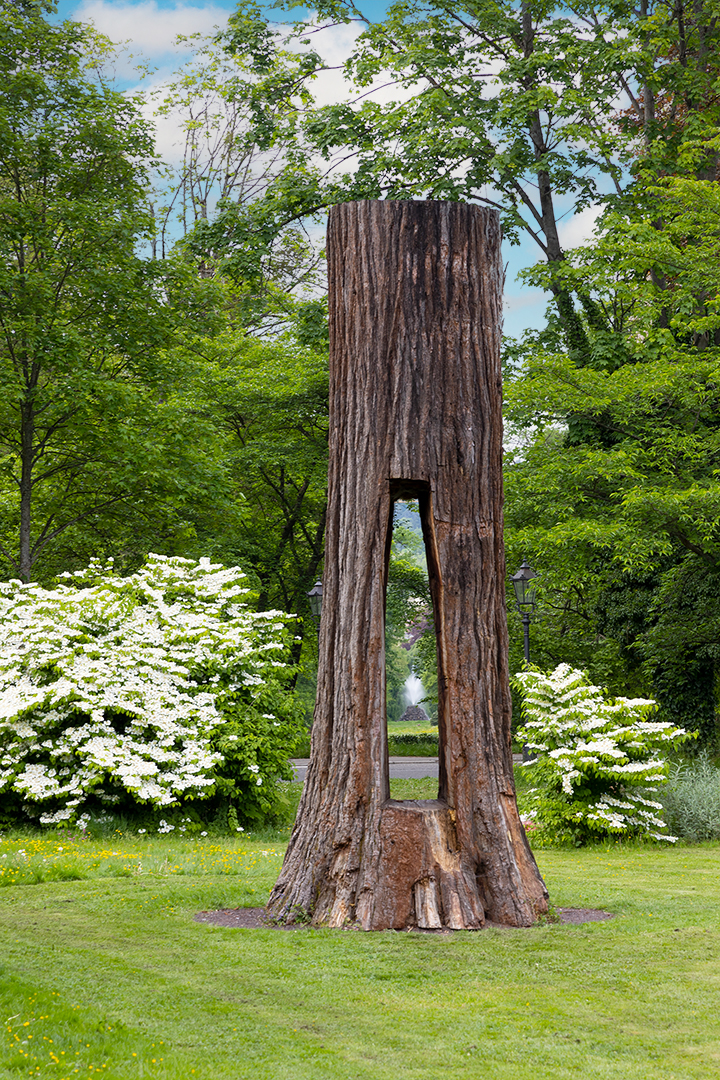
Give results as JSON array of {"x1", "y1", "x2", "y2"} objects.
[
  {"x1": 504, "y1": 176, "x2": 720, "y2": 736},
  {"x1": 0, "y1": 2, "x2": 223, "y2": 581},
  {"x1": 150, "y1": 16, "x2": 327, "y2": 335},
  {"x1": 208, "y1": 0, "x2": 720, "y2": 343},
  {"x1": 170, "y1": 317, "x2": 329, "y2": 644},
  {"x1": 385, "y1": 640, "x2": 411, "y2": 723}
]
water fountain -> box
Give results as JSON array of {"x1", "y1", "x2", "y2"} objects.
[
  {"x1": 402, "y1": 674, "x2": 425, "y2": 709},
  {"x1": 398, "y1": 673, "x2": 429, "y2": 723}
]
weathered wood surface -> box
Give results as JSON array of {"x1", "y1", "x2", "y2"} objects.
[{"x1": 267, "y1": 200, "x2": 548, "y2": 929}]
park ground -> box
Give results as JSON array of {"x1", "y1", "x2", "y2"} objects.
[{"x1": 1, "y1": 782, "x2": 720, "y2": 1080}]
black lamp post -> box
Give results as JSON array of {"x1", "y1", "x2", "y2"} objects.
[
  {"x1": 307, "y1": 580, "x2": 323, "y2": 635},
  {"x1": 510, "y1": 560, "x2": 538, "y2": 664}
]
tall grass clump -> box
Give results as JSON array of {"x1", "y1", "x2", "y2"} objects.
[{"x1": 662, "y1": 754, "x2": 720, "y2": 841}]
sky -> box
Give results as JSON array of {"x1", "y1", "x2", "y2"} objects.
[{"x1": 53, "y1": 0, "x2": 604, "y2": 340}]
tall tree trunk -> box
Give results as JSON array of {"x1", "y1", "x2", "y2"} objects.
[
  {"x1": 19, "y1": 399, "x2": 34, "y2": 582},
  {"x1": 267, "y1": 200, "x2": 548, "y2": 930}
]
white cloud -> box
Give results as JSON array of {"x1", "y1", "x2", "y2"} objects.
[
  {"x1": 558, "y1": 204, "x2": 603, "y2": 249},
  {"x1": 139, "y1": 18, "x2": 371, "y2": 171},
  {"x1": 288, "y1": 17, "x2": 414, "y2": 111},
  {"x1": 75, "y1": 0, "x2": 230, "y2": 58},
  {"x1": 297, "y1": 20, "x2": 362, "y2": 108},
  {"x1": 503, "y1": 290, "x2": 546, "y2": 313},
  {"x1": 137, "y1": 80, "x2": 186, "y2": 164},
  {"x1": 72, "y1": 3, "x2": 232, "y2": 161}
]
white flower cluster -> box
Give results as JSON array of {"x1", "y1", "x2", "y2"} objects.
[
  {"x1": 0, "y1": 554, "x2": 292, "y2": 823},
  {"x1": 514, "y1": 664, "x2": 689, "y2": 839}
]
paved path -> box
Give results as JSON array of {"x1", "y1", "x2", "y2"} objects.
[
  {"x1": 291, "y1": 753, "x2": 524, "y2": 782},
  {"x1": 290, "y1": 757, "x2": 438, "y2": 782}
]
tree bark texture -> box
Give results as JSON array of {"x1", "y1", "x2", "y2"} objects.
[
  {"x1": 19, "y1": 399, "x2": 34, "y2": 583},
  {"x1": 267, "y1": 200, "x2": 548, "y2": 930}
]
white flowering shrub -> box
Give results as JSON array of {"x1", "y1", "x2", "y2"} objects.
[
  {"x1": 0, "y1": 555, "x2": 303, "y2": 828},
  {"x1": 513, "y1": 664, "x2": 691, "y2": 845}
]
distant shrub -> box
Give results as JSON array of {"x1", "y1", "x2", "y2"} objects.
[
  {"x1": 662, "y1": 755, "x2": 720, "y2": 842},
  {"x1": 387, "y1": 732, "x2": 439, "y2": 757},
  {"x1": 0, "y1": 555, "x2": 303, "y2": 829},
  {"x1": 513, "y1": 664, "x2": 690, "y2": 845},
  {"x1": 293, "y1": 731, "x2": 312, "y2": 758},
  {"x1": 292, "y1": 731, "x2": 438, "y2": 761}
]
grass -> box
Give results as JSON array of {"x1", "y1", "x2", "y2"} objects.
[
  {"x1": 386, "y1": 719, "x2": 437, "y2": 736},
  {"x1": 389, "y1": 777, "x2": 438, "y2": 800},
  {"x1": 2, "y1": 806, "x2": 720, "y2": 1078}
]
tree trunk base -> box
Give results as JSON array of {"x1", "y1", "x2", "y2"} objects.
[{"x1": 368, "y1": 800, "x2": 485, "y2": 930}]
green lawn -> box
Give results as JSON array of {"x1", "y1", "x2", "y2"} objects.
[
  {"x1": 386, "y1": 719, "x2": 437, "y2": 736},
  {"x1": 1, "y1": 812, "x2": 720, "y2": 1079}
]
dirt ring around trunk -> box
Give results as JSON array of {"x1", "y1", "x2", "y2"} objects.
[{"x1": 193, "y1": 906, "x2": 614, "y2": 930}]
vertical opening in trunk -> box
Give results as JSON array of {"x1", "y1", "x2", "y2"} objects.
[{"x1": 385, "y1": 481, "x2": 443, "y2": 801}]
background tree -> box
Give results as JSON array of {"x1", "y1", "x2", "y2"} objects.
[
  {"x1": 385, "y1": 511, "x2": 437, "y2": 721},
  {"x1": 177, "y1": 326, "x2": 329, "y2": 633},
  {"x1": 151, "y1": 17, "x2": 326, "y2": 335},
  {"x1": 210, "y1": 0, "x2": 720, "y2": 334},
  {"x1": 384, "y1": 514, "x2": 424, "y2": 721},
  {"x1": 0, "y1": 2, "x2": 233, "y2": 582},
  {"x1": 206, "y1": 0, "x2": 720, "y2": 732},
  {"x1": 0, "y1": 2, "x2": 330, "y2": 608},
  {"x1": 141, "y1": 20, "x2": 333, "y2": 662},
  {"x1": 504, "y1": 176, "x2": 720, "y2": 739}
]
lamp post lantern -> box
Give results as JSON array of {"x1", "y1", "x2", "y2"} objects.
[
  {"x1": 307, "y1": 580, "x2": 323, "y2": 634},
  {"x1": 510, "y1": 560, "x2": 538, "y2": 664}
]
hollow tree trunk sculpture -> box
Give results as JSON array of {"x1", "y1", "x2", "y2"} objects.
[{"x1": 267, "y1": 200, "x2": 548, "y2": 930}]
